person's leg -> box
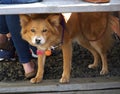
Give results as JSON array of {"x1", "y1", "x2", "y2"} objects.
[
  {"x1": 5, "y1": 15, "x2": 36, "y2": 77},
  {"x1": 0, "y1": 15, "x2": 9, "y2": 34},
  {"x1": 0, "y1": 0, "x2": 39, "y2": 78},
  {"x1": 5, "y1": 15, "x2": 31, "y2": 63}
]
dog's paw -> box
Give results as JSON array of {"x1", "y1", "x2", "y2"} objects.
[
  {"x1": 30, "y1": 77, "x2": 42, "y2": 84},
  {"x1": 59, "y1": 77, "x2": 69, "y2": 84},
  {"x1": 100, "y1": 69, "x2": 108, "y2": 75},
  {"x1": 88, "y1": 64, "x2": 98, "y2": 69}
]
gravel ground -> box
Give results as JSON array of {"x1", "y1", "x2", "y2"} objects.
[{"x1": 0, "y1": 37, "x2": 120, "y2": 82}]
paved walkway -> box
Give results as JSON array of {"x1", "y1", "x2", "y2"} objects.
[{"x1": 0, "y1": 76, "x2": 120, "y2": 93}]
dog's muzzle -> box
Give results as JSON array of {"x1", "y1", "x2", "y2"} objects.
[{"x1": 33, "y1": 36, "x2": 45, "y2": 45}]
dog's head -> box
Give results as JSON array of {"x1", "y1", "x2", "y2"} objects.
[{"x1": 20, "y1": 14, "x2": 65, "y2": 50}]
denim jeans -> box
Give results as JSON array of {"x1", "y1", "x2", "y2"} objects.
[
  {"x1": 1, "y1": 0, "x2": 41, "y2": 4},
  {"x1": 0, "y1": 0, "x2": 39, "y2": 63}
]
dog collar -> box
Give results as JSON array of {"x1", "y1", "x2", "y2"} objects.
[
  {"x1": 37, "y1": 49, "x2": 52, "y2": 56},
  {"x1": 37, "y1": 50, "x2": 45, "y2": 55}
]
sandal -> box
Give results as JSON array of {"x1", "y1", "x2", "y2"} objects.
[
  {"x1": 25, "y1": 70, "x2": 37, "y2": 79},
  {"x1": 84, "y1": 0, "x2": 110, "y2": 3}
]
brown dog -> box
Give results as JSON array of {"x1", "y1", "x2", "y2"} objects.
[{"x1": 20, "y1": 12, "x2": 113, "y2": 83}]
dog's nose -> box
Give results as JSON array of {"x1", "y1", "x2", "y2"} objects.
[{"x1": 35, "y1": 38, "x2": 41, "y2": 44}]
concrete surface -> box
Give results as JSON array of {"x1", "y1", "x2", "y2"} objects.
[{"x1": 0, "y1": 77, "x2": 120, "y2": 93}]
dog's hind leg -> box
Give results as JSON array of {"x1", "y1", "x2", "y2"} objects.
[
  {"x1": 99, "y1": 51, "x2": 108, "y2": 75},
  {"x1": 91, "y1": 43, "x2": 108, "y2": 75},
  {"x1": 76, "y1": 38, "x2": 100, "y2": 69}
]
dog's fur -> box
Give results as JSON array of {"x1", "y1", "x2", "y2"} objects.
[{"x1": 20, "y1": 12, "x2": 113, "y2": 83}]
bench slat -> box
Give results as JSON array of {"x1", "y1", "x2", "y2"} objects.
[{"x1": 0, "y1": 0, "x2": 120, "y2": 15}]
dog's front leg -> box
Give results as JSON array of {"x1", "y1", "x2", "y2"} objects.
[
  {"x1": 60, "y1": 41, "x2": 72, "y2": 83},
  {"x1": 30, "y1": 54, "x2": 46, "y2": 83}
]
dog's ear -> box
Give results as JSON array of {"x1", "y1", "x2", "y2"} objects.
[
  {"x1": 47, "y1": 14, "x2": 63, "y2": 27},
  {"x1": 19, "y1": 14, "x2": 31, "y2": 27}
]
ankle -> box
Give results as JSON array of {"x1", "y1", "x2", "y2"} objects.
[{"x1": 22, "y1": 62, "x2": 35, "y2": 74}]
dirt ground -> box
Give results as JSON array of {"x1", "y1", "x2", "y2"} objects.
[{"x1": 0, "y1": 37, "x2": 120, "y2": 82}]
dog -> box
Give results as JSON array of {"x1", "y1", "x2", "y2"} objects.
[{"x1": 19, "y1": 12, "x2": 113, "y2": 83}]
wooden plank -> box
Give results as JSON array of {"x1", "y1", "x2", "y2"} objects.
[
  {"x1": 0, "y1": 0, "x2": 120, "y2": 15},
  {"x1": 0, "y1": 77, "x2": 120, "y2": 93}
]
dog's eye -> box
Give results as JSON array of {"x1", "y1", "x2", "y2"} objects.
[
  {"x1": 42, "y1": 29, "x2": 47, "y2": 33},
  {"x1": 31, "y1": 28, "x2": 35, "y2": 32}
]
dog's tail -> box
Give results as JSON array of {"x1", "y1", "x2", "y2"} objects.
[{"x1": 109, "y1": 15, "x2": 120, "y2": 39}]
